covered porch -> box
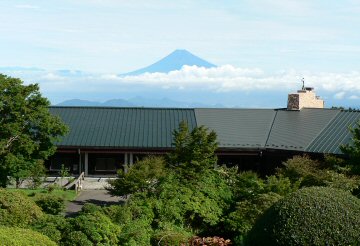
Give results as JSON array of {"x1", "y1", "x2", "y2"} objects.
[{"x1": 46, "y1": 149, "x2": 159, "y2": 176}]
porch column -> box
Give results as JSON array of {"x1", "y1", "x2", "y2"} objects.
[
  {"x1": 78, "y1": 149, "x2": 81, "y2": 175},
  {"x1": 124, "y1": 153, "x2": 128, "y2": 173},
  {"x1": 84, "y1": 152, "x2": 88, "y2": 176}
]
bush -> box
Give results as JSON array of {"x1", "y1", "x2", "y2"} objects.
[
  {"x1": 81, "y1": 203, "x2": 103, "y2": 214},
  {"x1": 108, "y1": 156, "x2": 167, "y2": 196},
  {"x1": 64, "y1": 211, "x2": 121, "y2": 245},
  {"x1": 0, "y1": 189, "x2": 43, "y2": 227},
  {"x1": 34, "y1": 193, "x2": 65, "y2": 215},
  {"x1": 247, "y1": 187, "x2": 360, "y2": 246},
  {"x1": 152, "y1": 222, "x2": 193, "y2": 246},
  {"x1": 31, "y1": 214, "x2": 69, "y2": 244},
  {"x1": 61, "y1": 231, "x2": 92, "y2": 246},
  {"x1": 105, "y1": 197, "x2": 155, "y2": 246},
  {"x1": 277, "y1": 155, "x2": 359, "y2": 192},
  {"x1": 0, "y1": 226, "x2": 56, "y2": 246}
]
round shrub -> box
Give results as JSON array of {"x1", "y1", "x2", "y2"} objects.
[
  {"x1": 247, "y1": 187, "x2": 360, "y2": 246},
  {"x1": 0, "y1": 226, "x2": 56, "y2": 246},
  {"x1": 61, "y1": 231, "x2": 92, "y2": 246},
  {"x1": 34, "y1": 193, "x2": 65, "y2": 215},
  {"x1": 0, "y1": 189, "x2": 43, "y2": 227},
  {"x1": 31, "y1": 214, "x2": 69, "y2": 244},
  {"x1": 65, "y1": 211, "x2": 121, "y2": 245}
]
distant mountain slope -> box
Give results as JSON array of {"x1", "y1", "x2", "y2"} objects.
[
  {"x1": 56, "y1": 97, "x2": 225, "y2": 108},
  {"x1": 57, "y1": 99, "x2": 102, "y2": 106},
  {"x1": 122, "y1": 49, "x2": 216, "y2": 76},
  {"x1": 57, "y1": 99, "x2": 136, "y2": 107}
]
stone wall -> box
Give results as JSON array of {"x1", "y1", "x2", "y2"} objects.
[{"x1": 287, "y1": 90, "x2": 324, "y2": 110}]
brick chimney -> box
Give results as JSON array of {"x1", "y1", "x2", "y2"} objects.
[{"x1": 287, "y1": 82, "x2": 324, "y2": 110}]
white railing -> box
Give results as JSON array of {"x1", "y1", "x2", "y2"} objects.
[{"x1": 65, "y1": 172, "x2": 85, "y2": 193}]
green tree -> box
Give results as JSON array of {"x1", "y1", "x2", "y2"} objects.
[
  {"x1": 107, "y1": 156, "x2": 167, "y2": 196},
  {"x1": 167, "y1": 121, "x2": 218, "y2": 179},
  {"x1": 0, "y1": 74, "x2": 68, "y2": 187},
  {"x1": 341, "y1": 121, "x2": 360, "y2": 172}
]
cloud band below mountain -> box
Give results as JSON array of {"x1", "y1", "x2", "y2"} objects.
[{"x1": 1, "y1": 65, "x2": 360, "y2": 105}]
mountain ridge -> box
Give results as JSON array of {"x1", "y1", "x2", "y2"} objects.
[
  {"x1": 121, "y1": 49, "x2": 216, "y2": 76},
  {"x1": 56, "y1": 97, "x2": 225, "y2": 108}
]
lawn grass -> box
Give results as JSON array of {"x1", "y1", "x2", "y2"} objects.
[{"x1": 6, "y1": 188, "x2": 77, "y2": 201}]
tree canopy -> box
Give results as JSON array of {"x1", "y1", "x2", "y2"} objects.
[
  {"x1": 167, "y1": 121, "x2": 218, "y2": 179},
  {"x1": 0, "y1": 74, "x2": 68, "y2": 187},
  {"x1": 341, "y1": 121, "x2": 360, "y2": 172}
]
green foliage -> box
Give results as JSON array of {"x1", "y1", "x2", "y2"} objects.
[
  {"x1": 59, "y1": 164, "x2": 70, "y2": 186},
  {"x1": 341, "y1": 121, "x2": 360, "y2": 173},
  {"x1": 104, "y1": 196, "x2": 155, "y2": 245},
  {"x1": 277, "y1": 155, "x2": 359, "y2": 192},
  {"x1": 33, "y1": 193, "x2": 65, "y2": 215},
  {"x1": 152, "y1": 222, "x2": 193, "y2": 246},
  {"x1": 226, "y1": 192, "x2": 281, "y2": 245},
  {"x1": 247, "y1": 187, "x2": 360, "y2": 246},
  {"x1": 108, "y1": 156, "x2": 167, "y2": 196},
  {"x1": 0, "y1": 226, "x2": 56, "y2": 246},
  {"x1": 223, "y1": 172, "x2": 296, "y2": 244},
  {"x1": 167, "y1": 121, "x2": 218, "y2": 179},
  {"x1": 81, "y1": 203, "x2": 103, "y2": 214},
  {"x1": 0, "y1": 189, "x2": 43, "y2": 227},
  {"x1": 31, "y1": 214, "x2": 69, "y2": 244},
  {"x1": 154, "y1": 169, "x2": 233, "y2": 233},
  {"x1": 64, "y1": 210, "x2": 121, "y2": 246},
  {"x1": 28, "y1": 160, "x2": 47, "y2": 188},
  {"x1": 0, "y1": 74, "x2": 68, "y2": 187},
  {"x1": 61, "y1": 231, "x2": 92, "y2": 246}
]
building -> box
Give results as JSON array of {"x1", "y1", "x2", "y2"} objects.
[{"x1": 46, "y1": 88, "x2": 360, "y2": 176}]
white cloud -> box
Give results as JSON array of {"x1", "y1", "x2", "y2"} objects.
[
  {"x1": 6, "y1": 65, "x2": 360, "y2": 100},
  {"x1": 95, "y1": 65, "x2": 360, "y2": 94},
  {"x1": 349, "y1": 95, "x2": 360, "y2": 100},
  {"x1": 334, "y1": 91, "x2": 346, "y2": 99},
  {"x1": 41, "y1": 73, "x2": 66, "y2": 81}
]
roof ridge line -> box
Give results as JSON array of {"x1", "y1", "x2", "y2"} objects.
[
  {"x1": 49, "y1": 106, "x2": 194, "y2": 110},
  {"x1": 264, "y1": 110, "x2": 278, "y2": 148},
  {"x1": 304, "y1": 109, "x2": 342, "y2": 151}
]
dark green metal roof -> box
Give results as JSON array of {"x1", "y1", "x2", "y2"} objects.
[
  {"x1": 50, "y1": 107, "x2": 196, "y2": 148},
  {"x1": 306, "y1": 111, "x2": 360, "y2": 154},
  {"x1": 266, "y1": 108, "x2": 340, "y2": 151},
  {"x1": 51, "y1": 106, "x2": 360, "y2": 155},
  {"x1": 195, "y1": 108, "x2": 276, "y2": 149}
]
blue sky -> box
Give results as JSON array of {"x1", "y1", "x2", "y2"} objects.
[{"x1": 1, "y1": 0, "x2": 360, "y2": 107}]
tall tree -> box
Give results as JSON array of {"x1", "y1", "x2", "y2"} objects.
[
  {"x1": 0, "y1": 74, "x2": 68, "y2": 187},
  {"x1": 167, "y1": 121, "x2": 218, "y2": 178}
]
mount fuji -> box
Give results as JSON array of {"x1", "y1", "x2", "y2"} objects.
[{"x1": 121, "y1": 49, "x2": 216, "y2": 76}]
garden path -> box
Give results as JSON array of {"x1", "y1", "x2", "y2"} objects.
[{"x1": 65, "y1": 190, "x2": 124, "y2": 216}]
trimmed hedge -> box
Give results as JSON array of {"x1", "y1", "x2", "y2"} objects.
[
  {"x1": 0, "y1": 189, "x2": 43, "y2": 227},
  {"x1": 247, "y1": 187, "x2": 360, "y2": 245},
  {"x1": 64, "y1": 211, "x2": 121, "y2": 245},
  {"x1": 34, "y1": 193, "x2": 65, "y2": 215},
  {"x1": 0, "y1": 226, "x2": 56, "y2": 246}
]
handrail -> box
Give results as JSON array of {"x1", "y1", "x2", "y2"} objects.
[{"x1": 65, "y1": 172, "x2": 85, "y2": 193}]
